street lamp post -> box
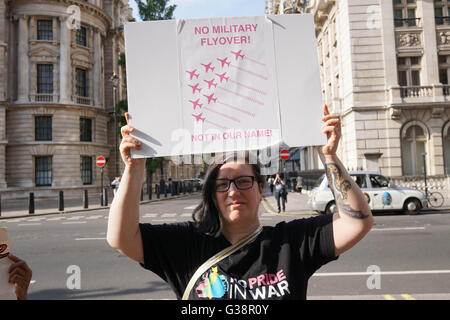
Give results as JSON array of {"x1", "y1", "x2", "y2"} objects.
[
  {"x1": 110, "y1": 73, "x2": 120, "y2": 177},
  {"x1": 422, "y1": 152, "x2": 428, "y2": 199}
]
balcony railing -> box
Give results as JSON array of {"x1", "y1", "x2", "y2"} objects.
[
  {"x1": 394, "y1": 17, "x2": 421, "y2": 28},
  {"x1": 29, "y1": 94, "x2": 59, "y2": 103},
  {"x1": 400, "y1": 85, "x2": 433, "y2": 98},
  {"x1": 73, "y1": 95, "x2": 92, "y2": 105}
]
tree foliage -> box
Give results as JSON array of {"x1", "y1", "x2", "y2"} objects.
[{"x1": 135, "y1": 0, "x2": 177, "y2": 21}]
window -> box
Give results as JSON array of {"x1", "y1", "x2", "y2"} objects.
[
  {"x1": 351, "y1": 175, "x2": 368, "y2": 189},
  {"x1": 369, "y1": 175, "x2": 390, "y2": 188},
  {"x1": 35, "y1": 156, "x2": 52, "y2": 186},
  {"x1": 80, "y1": 156, "x2": 93, "y2": 185},
  {"x1": 35, "y1": 116, "x2": 52, "y2": 141},
  {"x1": 393, "y1": 0, "x2": 418, "y2": 27},
  {"x1": 80, "y1": 118, "x2": 92, "y2": 142},
  {"x1": 397, "y1": 57, "x2": 421, "y2": 86},
  {"x1": 439, "y1": 55, "x2": 450, "y2": 85},
  {"x1": 76, "y1": 26, "x2": 87, "y2": 47},
  {"x1": 401, "y1": 123, "x2": 427, "y2": 176},
  {"x1": 76, "y1": 68, "x2": 89, "y2": 97},
  {"x1": 37, "y1": 64, "x2": 53, "y2": 94},
  {"x1": 37, "y1": 19, "x2": 53, "y2": 40},
  {"x1": 434, "y1": 0, "x2": 450, "y2": 25}
]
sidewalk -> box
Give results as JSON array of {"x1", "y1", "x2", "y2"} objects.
[
  {"x1": 262, "y1": 189, "x2": 317, "y2": 217},
  {"x1": 0, "y1": 191, "x2": 201, "y2": 219}
]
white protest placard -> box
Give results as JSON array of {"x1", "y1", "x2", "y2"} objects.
[
  {"x1": 0, "y1": 227, "x2": 16, "y2": 300},
  {"x1": 125, "y1": 14, "x2": 325, "y2": 159}
]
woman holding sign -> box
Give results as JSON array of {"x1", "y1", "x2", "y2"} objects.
[{"x1": 107, "y1": 105, "x2": 373, "y2": 300}]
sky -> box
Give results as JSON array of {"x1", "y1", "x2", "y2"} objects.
[{"x1": 129, "y1": 0, "x2": 268, "y2": 21}]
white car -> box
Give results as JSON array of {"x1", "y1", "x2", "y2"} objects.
[{"x1": 308, "y1": 171, "x2": 428, "y2": 215}]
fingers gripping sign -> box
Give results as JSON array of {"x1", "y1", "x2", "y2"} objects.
[{"x1": 119, "y1": 112, "x2": 145, "y2": 168}]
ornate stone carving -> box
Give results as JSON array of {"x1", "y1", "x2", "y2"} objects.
[
  {"x1": 397, "y1": 32, "x2": 421, "y2": 47},
  {"x1": 438, "y1": 31, "x2": 450, "y2": 45}
]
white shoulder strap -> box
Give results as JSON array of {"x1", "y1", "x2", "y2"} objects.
[{"x1": 182, "y1": 226, "x2": 263, "y2": 300}]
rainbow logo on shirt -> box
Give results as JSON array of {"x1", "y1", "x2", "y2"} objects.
[{"x1": 195, "y1": 266, "x2": 229, "y2": 299}]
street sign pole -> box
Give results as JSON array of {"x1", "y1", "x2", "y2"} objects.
[{"x1": 100, "y1": 166, "x2": 104, "y2": 206}]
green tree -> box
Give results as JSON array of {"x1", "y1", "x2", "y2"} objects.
[{"x1": 135, "y1": 0, "x2": 177, "y2": 21}]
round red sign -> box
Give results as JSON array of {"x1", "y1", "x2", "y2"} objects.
[
  {"x1": 96, "y1": 156, "x2": 106, "y2": 168},
  {"x1": 280, "y1": 150, "x2": 290, "y2": 160}
]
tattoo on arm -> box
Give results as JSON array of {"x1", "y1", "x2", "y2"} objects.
[{"x1": 326, "y1": 163, "x2": 370, "y2": 220}]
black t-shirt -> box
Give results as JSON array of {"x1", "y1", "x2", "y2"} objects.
[{"x1": 139, "y1": 214, "x2": 338, "y2": 300}]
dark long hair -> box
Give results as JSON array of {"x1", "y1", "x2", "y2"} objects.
[{"x1": 192, "y1": 152, "x2": 266, "y2": 237}]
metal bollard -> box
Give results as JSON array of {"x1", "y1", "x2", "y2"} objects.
[
  {"x1": 29, "y1": 192, "x2": 35, "y2": 214},
  {"x1": 83, "y1": 190, "x2": 89, "y2": 209},
  {"x1": 156, "y1": 184, "x2": 160, "y2": 199},
  {"x1": 58, "y1": 191, "x2": 64, "y2": 212},
  {"x1": 148, "y1": 184, "x2": 152, "y2": 200},
  {"x1": 140, "y1": 187, "x2": 144, "y2": 202},
  {"x1": 104, "y1": 188, "x2": 108, "y2": 206},
  {"x1": 164, "y1": 184, "x2": 168, "y2": 198},
  {"x1": 183, "y1": 181, "x2": 186, "y2": 195}
]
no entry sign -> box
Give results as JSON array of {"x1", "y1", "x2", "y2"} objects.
[
  {"x1": 280, "y1": 149, "x2": 290, "y2": 160},
  {"x1": 96, "y1": 156, "x2": 107, "y2": 168}
]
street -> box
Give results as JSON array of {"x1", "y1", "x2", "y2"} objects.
[{"x1": 1, "y1": 193, "x2": 449, "y2": 300}]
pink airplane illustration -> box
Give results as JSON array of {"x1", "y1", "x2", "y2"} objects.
[
  {"x1": 215, "y1": 72, "x2": 229, "y2": 83},
  {"x1": 192, "y1": 113, "x2": 206, "y2": 123},
  {"x1": 201, "y1": 62, "x2": 215, "y2": 73},
  {"x1": 186, "y1": 69, "x2": 199, "y2": 80},
  {"x1": 231, "y1": 50, "x2": 245, "y2": 60},
  {"x1": 216, "y1": 57, "x2": 230, "y2": 68},
  {"x1": 204, "y1": 78, "x2": 217, "y2": 89},
  {"x1": 188, "y1": 83, "x2": 202, "y2": 94},
  {"x1": 203, "y1": 93, "x2": 217, "y2": 104},
  {"x1": 189, "y1": 98, "x2": 203, "y2": 110}
]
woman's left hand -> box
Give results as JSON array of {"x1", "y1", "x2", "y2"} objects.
[{"x1": 321, "y1": 104, "x2": 341, "y2": 156}]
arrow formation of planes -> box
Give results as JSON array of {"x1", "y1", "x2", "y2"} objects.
[{"x1": 186, "y1": 50, "x2": 246, "y2": 124}]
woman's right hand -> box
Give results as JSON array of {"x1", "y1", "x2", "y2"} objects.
[{"x1": 120, "y1": 112, "x2": 145, "y2": 169}]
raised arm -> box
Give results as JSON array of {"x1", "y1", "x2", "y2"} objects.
[
  {"x1": 320, "y1": 105, "x2": 373, "y2": 256},
  {"x1": 107, "y1": 113, "x2": 146, "y2": 264}
]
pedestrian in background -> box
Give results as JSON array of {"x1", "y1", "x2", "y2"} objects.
[
  {"x1": 296, "y1": 176, "x2": 303, "y2": 193},
  {"x1": 268, "y1": 176, "x2": 274, "y2": 194},
  {"x1": 273, "y1": 173, "x2": 286, "y2": 213},
  {"x1": 111, "y1": 176, "x2": 121, "y2": 196}
]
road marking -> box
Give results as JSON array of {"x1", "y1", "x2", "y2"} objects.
[
  {"x1": 18, "y1": 223, "x2": 41, "y2": 226},
  {"x1": 371, "y1": 227, "x2": 425, "y2": 231},
  {"x1": 184, "y1": 205, "x2": 197, "y2": 210},
  {"x1": 383, "y1": 294, "x2": 396, "y2": 300},
  {"x1": 152, "y1": 218, "x2": 178, "y2": 223},
  {"x1": 62, "y1": 221, "x2": 87, "y2": 224},
  {"x1": 161, "y1": 213, "x2": 177, "y2": 218},
  {"x1": 313, "y1": 270, "x2": 450, "y2": 276},
  {"x1": 27, "y1": 218, "x2": 44, "y2": 222},
  {"x1": 142, "y1": 213, "x2": 158, "y2": 218},
  {"x1": 180, "y1": 213, "x2": 192, "y2": 217},
  {"x1": 85, "y1": 215, "x2": 102, "y2": 220},
  {"x1": 75, "y1": 237, "x2": 107, "y2": 241},
  {"x1": 67, "y1": 216, "x2": 85, "y2": 220},
  {"x1": 401, "y1": 294, "x2": 416, "y2": 300},
  {"x1": 47, "y1": 217, "x2": 65, "y2": 221}
]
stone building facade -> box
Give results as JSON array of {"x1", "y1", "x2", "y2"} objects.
[
  {"x1": 0, "y1": 0, "x2": 133, "y2": 198},
  {"x1": 266, "y1": 0, "x2": 450, "y2": 192}
]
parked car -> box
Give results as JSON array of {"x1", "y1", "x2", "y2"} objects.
[{"x1": 307, "y1": 171, "x2": 428, "y2": 215}]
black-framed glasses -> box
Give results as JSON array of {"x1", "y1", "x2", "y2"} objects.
[{"x1": 215, "y1": 176, "x2": 255, "y2": 192}]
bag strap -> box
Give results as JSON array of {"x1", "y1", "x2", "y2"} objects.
[{"x1": 182, "y1": 225, "x2": 263, "y2": 300}]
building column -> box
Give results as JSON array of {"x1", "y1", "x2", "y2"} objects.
[
  {"x1": 16, "y1": 15, "x2": 29, "y2": 103},
  {"x1": 418, "y1": 0, "x2": 439, "y2": 85},
  {"x1": 59, "y1": 17, "x2": 71, "y2": 104},
  {"x1": 93, "y1": 28, "x2": 101, "y2": 107}
]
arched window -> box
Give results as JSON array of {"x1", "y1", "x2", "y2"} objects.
[
  {"x1": 401, "y1": 122, "x2": 428, "y2": 176},
  {"x1": 443, "y1": 122, "x2": 450, "y2": 174}
]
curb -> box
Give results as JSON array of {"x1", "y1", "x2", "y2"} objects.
[{"x1": 0, "y1": 192, "x2": 202, "y2": 220}]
